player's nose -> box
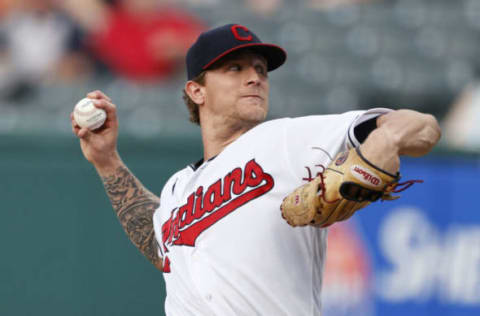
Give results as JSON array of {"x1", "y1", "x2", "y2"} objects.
[{"x1": 245, "y1": 66, "x2": 262, "y2": 86}]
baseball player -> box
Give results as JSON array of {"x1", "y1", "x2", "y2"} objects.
[{"x1": 71, "y1": 24, "x2": 441, "y2": 315}]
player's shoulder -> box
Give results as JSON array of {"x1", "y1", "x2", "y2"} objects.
[
  {"x1": 289, "y1": 110, "x2": 364, "y2": 122},
  {"x1": 258, "y1": 110, "x2": 362, "y2": 126},
  {"x1": 280, "y1": 108, "x2": 392, "y2": 126},
  {"x1": 254, "y1": 117, "x2": 290, "y2": 130},
  {"x1": 253, "y1": 111, "x2": 360, "y2": 133},
  {"x1": 244, "y1": 113, "x2": 361, "y2": 140}
]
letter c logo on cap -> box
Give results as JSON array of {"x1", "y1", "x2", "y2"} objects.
[{"x1": 231, "y1": 25, "x2": 253, "y2": 41}]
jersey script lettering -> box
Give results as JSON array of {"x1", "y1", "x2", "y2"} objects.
[{"x1": 161, "y1": 159, "x2": 274, "y2": 271}]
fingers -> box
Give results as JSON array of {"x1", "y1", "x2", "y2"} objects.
[
  {"x1": 70, "y1": 112, "x2": 91, "y2": 139},
  {"x1": 71, "y1": 112, "x2": 80, "y2": 134},
  {"x1": 84, "y1": 90, "x2": 117, "y2": 119},
  {"x1": 71, "y1": 90, "x2": 117, "y2": 138},
  {"x1": 87, "y1": 90, "x2": 112, "y2": 102},
  {"x1": 72, "y1": 90, "x2": 117, "y2": 128},
  {"x1": 77, "y1": 127, "x2": 90, "y2": 139},
  {"x1": 71, "y1": 124, "x2": 90, "y2": 139},
  {"x1": 91, "y1": 98, "x2": 117, "y2": 122}
]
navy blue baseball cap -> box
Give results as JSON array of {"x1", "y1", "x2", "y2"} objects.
[{"x1": 186, "y1": 24, "x2": 287, "y2": 80}]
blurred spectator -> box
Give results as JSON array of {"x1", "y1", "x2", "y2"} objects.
[
  {"x1": 63, "y1": 0, "x2": 205, "y2": 82},
  {"x1": 245, "y1": 0, "x2": 284, "y2": 18},
  {"x1": 0, "y1": 0, "x2": 15, "y2": 18},
  {"x1": 0, "y1": 0, "x2": 93, "y2": 102},
  {"x1": 442, "y1": 83, "x2": 480, "y2": 152}
]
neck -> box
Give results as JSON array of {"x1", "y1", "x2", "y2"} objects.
[{"x1": 200, "y1": 119, "x2": 257, "y2": 160}]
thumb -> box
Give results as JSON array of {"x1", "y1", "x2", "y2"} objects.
[{"x1": 78, "y1": 127, "x2": 92, "y2": 140}]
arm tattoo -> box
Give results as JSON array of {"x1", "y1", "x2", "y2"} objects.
[{"x1": 102, "y1": 166, "x2": 162, "y2": 268}]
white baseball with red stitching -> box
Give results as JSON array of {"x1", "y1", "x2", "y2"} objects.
[{"x1": 73, "y1": 98, "x2": 106, "y2": 130}]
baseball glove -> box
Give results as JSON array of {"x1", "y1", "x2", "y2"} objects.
[{"x1": 280, "y1": 147, "x2": 420, "y2": 227}]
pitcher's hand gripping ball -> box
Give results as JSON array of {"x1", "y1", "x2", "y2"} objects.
[
  {"x1": 280, "y1": 147, "x2": 421, "y2": 228},
  {"x1": 73, "y1": 98, "x2": 107, "y2": 130}
]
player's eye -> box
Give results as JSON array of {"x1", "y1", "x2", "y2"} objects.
[
  {"x1": 255, "y1": 65, "x2": 267, "y2": 76},
  {"x1": 228, "y1": 64, "x2": 241, "y2": 71}
]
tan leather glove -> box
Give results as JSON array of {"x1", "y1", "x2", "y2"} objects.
[{"x1": 280, "y1": 147, "x2": 410, "y2": 227}]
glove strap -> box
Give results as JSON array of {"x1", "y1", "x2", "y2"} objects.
[{"x1": 355, "y1": 147, "x2": 400, "y2": 180}]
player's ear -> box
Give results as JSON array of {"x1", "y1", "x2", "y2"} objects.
[{"x1": 185, "y1": 81, "x2": 205, "y2": 106}]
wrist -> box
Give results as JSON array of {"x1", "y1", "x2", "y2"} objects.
[
  {"x1": 360, "y1": 129, "x2": 400, "y2": 174},
  {"x1": 93, "y1": 151, "x2": 124, "y2": 177}
]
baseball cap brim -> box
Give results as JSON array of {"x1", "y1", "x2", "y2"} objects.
[{"x1": 202, "y1": 43, "x2": 287, "y2": 72}]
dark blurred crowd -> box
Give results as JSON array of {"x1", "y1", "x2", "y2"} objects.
[{"x1": 0, "y1": 0, "x2": 207, "y2": 102}]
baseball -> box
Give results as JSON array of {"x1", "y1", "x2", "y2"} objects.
[{"x1": 73, "y1": 98, "x2": 107, "y2": 130}]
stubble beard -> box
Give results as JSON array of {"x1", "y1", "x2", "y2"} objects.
[{"x1": 235, "y1": 100, "x2": 268, "y2": 128}]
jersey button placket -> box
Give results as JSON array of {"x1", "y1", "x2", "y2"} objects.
[{"x1": 188, "y1": 246, "x2": 214, "y2": 306}]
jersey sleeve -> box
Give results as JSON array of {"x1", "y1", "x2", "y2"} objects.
[
  {"x1": 284, "y1": 108, "x2": 392, "y2": 181},
  {"x1": 346, "y1": 107, "x2": 393, "y2": 149}
]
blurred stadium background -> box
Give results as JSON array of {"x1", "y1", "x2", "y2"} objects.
[{"x1": 1, "y1": 0, "x2": 479, "y2": 315}]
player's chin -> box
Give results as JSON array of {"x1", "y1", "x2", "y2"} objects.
[
  {"x1": 239, "y1": 108, "x2": 267, "y2": 125},
  {"x1": 241, "y1": 97, "x2": 268, "y2": 112}
]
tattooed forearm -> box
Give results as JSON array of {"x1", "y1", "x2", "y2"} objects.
[{"x1": 102, "y1": 166, "x2": 162, "y2": 269}]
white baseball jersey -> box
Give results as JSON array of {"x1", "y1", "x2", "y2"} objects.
[{"x1": 153, "y1": 108, "x2": 391, "y2": 316}]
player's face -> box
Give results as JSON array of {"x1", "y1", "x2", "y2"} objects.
[{"x1": 203, "y1": 52, "x2": 269, "y2": 127}]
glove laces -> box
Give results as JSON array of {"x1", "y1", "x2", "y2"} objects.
[
  {"x1": 389, "y1": 179, "x2": 424, "y2": 193},
  {"x1": 315, "y1": 165, "x2": 341, "y2": 204}
]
